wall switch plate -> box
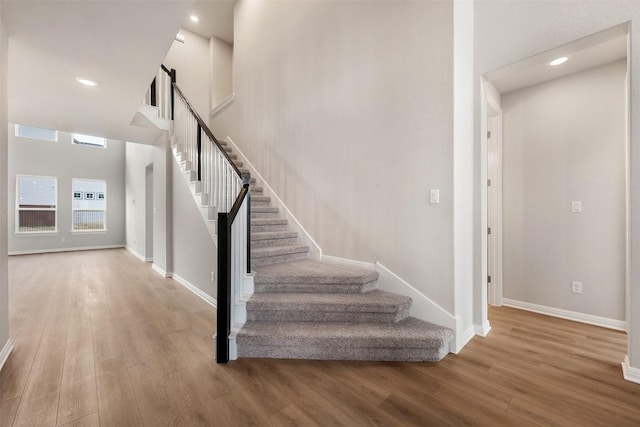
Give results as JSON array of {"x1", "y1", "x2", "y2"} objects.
[
  {"x1": 571, "y1": 201, "x2": 582, "y2": 213},
  {"x1": 572, "y1": 281, "x2": 583, "y2": 294},
  {"x1": 429, "y1": 189, "x2": 440, "y2": 204},
  {"x1": 211, "y1": 272, "x2": 215, "y2": 282}
]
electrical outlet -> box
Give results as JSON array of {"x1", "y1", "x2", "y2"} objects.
[
  {"x1": 211, "y1": 272, "x2": 215, "y2": 282},
  {"x1": 571, "y1": 281, "x2": 583, "y2": 294}
]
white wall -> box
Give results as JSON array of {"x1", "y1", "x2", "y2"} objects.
[
  {"x1": 213, "y1": 0, "x2": 456, "y2": 313},
  {"x1": 0, "y1": 12, "x2": 10, "y2": 356},
  {"x1": 164, "y1": 29, "x2": 210, "y2": 119},
  {"x1": 473, "y1": 0, "x2": 640, "y2": 371},
  {"x1": 8, "y1": 128, "x2": 126, "y2": 254},
  {"x1": 125, "y1": 141, "x2": 153, "y2": 260},
  {"x1": 171, "y1": 158, "x2": 217, "y2": 298},
  {"x1": 210, "y1": 36, "x2": 233, "y2": 110},
  {"x1": 502, "y1": 60, "x2": 626, "y2": 321}
]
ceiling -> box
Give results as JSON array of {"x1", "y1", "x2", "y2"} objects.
[
  {"x1": 180, "y1": 0, "x2": 234, "y2": 44},
  {"x1": 4, "y1": 0, "x2": 193, "y2": 143},
  {"x1": 486, "y1": 23, "x2": 628, "y2": 94}
]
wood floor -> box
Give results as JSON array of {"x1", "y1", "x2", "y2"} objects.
[{"x1": 0, "y1": 249, "x2": 638, "y2": 426}]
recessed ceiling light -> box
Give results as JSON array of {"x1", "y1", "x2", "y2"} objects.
[
  {"x1": 190, "y1": 15, "x2": 199, "y2": 22},
  {"x1": 549, "y1": 56, "x2": 569, "y2": 66},
  {"x1": 76, "y1": 77, "x2": 98, "y2": 87}
]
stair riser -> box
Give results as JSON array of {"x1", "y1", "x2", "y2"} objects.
[
  {"x1": 254, "y1": 281, "x2": 377, "y2": 294},
  {"x1": 247, "y1": 308, "x2": 410, "y2": 323},
  {"x1": 251, "y1": 252, "x2": 308, "y2": 267},
  {"x1": 251, "y1": 211, "x2": 280, "y2": 219},
  {"x1": 251, "y1": 237, "x2": 299, "y2": 249},
  {"x1": 237, "y1": 344, "x2": 448, "y2": 362},
  {"x1": 251, "y1": 224, "x2": 289, "y2": 233},
  {"x1": 251, "y1": 201, "x2": 271, "y2": 208}
]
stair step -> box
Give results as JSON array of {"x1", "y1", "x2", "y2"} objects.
[
  {"x1": 247, "y1": 290, "x2": 411, "y2": 323},
  {"x1": 251, "y1": 244, "x2": 309, "y2": 267},
  {"x1": 234, "y1": 161, "x2": 244, "y2": 168},
  {"x1": 251, "y1": 186, "x2": 264, "y2": 195},
  {"x1": 251, "y1": 231, "x2": 298, "y2": 249},
  {"x1": 237, "y1": 317, "x2": 454, "y2": 361},
  {"x1": 252, "y1": 195, "x2": 271, "y2": 207},
  {"x1": 254, "y1": 259, "x2": 379, "y2": 294},
  {"x1": 251, "y1": 218, "x2": 288, "y2": 233},
  {"x1": 251, "y1": 206, "x2": 279, "y2": 218}
]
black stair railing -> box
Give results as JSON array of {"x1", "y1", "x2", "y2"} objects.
[{"x1": 155, "y1": 65, "x2": 251, "y2": 363}]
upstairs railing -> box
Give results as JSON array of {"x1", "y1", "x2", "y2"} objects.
[{"x1": 147, "y1": 66, "x2": 251, "y2": 363}]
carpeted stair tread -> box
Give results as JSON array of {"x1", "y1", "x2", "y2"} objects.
[
  {"x1": 252, "y1": 206, "x2": 279, "y2": 214},
  {"x1": 247, "y1": 290, "x2": 411, "y2": 314},
  {"x1": 252, "y1": 231, "x2": 298, "y2": 241},
  {"x1": 252, "y1": 195, "x2": 271, "y2": 203},
  {"x1": 252, "y1": 244, "x2": 310, "y2": 259},
  {"x1": 237, "y1": 317, "x2": 453, "y2": 349},
  {"x1": 254, "y1": 259, "x2": 379, "y2": 286}
]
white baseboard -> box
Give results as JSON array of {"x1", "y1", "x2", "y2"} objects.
[
  {"x1": 172, "y1": 273, "x2": 217, "y2": 308},
  {"x1": 0, "y1": 339, "x2": 14, "y2": 373},
  {"x1": 453, "y1": 325, "x2": 475, "y2": 354},
  {"x1": 474, "y1": 321, "x2": 492, "y2": 337},
  {"x1": 622, "y1": 355, "x2": 640, "y2": 384},
  {"x1": 151, "y1": 263, "x2": 171, "y2": 278},
  {"x1": 503, "y1": 298, "x2": 626, "y2": 331},
  {"x1": 226, "y1": 136, "x2": 322, "y2": 260},
  {"x1": 209, "y1": 93, "x2": 235, "y2": 117},
  {"x1": 321, "y1": 254, "x2": 376, "y2": 271},
  {"x1": 9, "y1": 244, "x2": 125, "y2": 256},
  {"x1": 376, "y1": 261, "x2": 457, "y2": 332},
  {"x1": 126, "y1": 246, "x2": 151, "y2": 262}
]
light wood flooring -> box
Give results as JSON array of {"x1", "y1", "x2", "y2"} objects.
[{"x1": 0, "y1": 249, "x2": 639, "y2": 426}]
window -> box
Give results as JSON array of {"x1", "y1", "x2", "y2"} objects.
[
  {"x1": 15, "y1": 124, "x2": 57, "y2": 142},
  {"x1": 72, "y1": 133, "x2": 106, "y2": 148},
  {"x1": 72, "y1": 179, "x2": 106, "y2": 231},
  {"x1": 16, "y1": 175, "x2": 57, "y2": 233}
]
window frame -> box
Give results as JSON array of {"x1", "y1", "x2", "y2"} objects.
[
  {"x1": 15, "y1": 174, "x2": 58, "y2": 235},
  {"x1": 71, "y1": 178, "x2": 107, "y2": 233},
  {"x1": 72, "y1": 133, "x2": 107, "y2": 149},
  {"x1": 15, "y1": 124, "x2": 58, "y2": 142}
]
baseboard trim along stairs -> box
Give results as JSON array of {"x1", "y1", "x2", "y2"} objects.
[{"x1": 171, "y1": 130, "x2": 455, "y2": 362}]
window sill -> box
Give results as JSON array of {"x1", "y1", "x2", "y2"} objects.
[
  {"x1": 71, "y1": 230, "x2": 108, "y2": 234},
  {"x1": 14, "y1": 231, "x2": 58, "y2": 237}
]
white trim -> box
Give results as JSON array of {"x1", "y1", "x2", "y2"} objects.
[
  {"x1": 622, "y1": 355, "x2": 640, "y2": 384},
  {"x1": 321, "y1": 254, "x2": 376, "y2": 271},
  {"x1": 376, "y1": 261, "x2": 457, "y2": 331},
  {"x1": 126, "y1": 246, "x2": 151, "y2": 262},
  {"x1": 453, "y1": 325, "x2": 475, "y2": 354},
  {"x1": 503, "y1": 298, "x2": 626, "y2": 331},
  {"x1": 8, "y1": 244, "x2": 124, "y2": 256},
  {"x1": 474, "y1": 321, "x2": 492, "y2": 337},
  {"x1": 209, "y1": 93, "x2": 235, "y2": 117},
  {"x1": 225, "y1": 136, "x2": 322, "y2": 259},
  {"x1": 172, "y1": 273, "x2": 217, "y2": 308},
  {"x1": 0, "y1": 339, "x2": 14, "y2": 372},
  {"x1": 151, "y1": 263, "x2": 171, "y2": 278}
]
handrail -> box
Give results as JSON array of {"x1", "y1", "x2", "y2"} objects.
[
  {"x1": 216, "y1": 184, "x2": 250, "y2": 363},
  {"x1": 161, "y1": 64, "x2": 172, "y2": 76},
  {"x1": 171, "y1": 84, "x2": 243, "y2": 179}
]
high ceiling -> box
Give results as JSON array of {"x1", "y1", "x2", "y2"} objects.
[
  {"x1": 181, "y1": 0, "x2": 235, "y2": 44},
  {"x1": 3, "y1": 0, "x2": 193, "y2": 143}
]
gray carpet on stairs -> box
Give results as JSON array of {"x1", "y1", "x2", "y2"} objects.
[{"x1": 215, "y1": 141, "x2": 455, "y2": 362}]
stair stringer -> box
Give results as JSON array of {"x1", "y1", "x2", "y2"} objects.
[
  {"x1": 224, "y1": 136, "x2": 322, "y2": 261},
  {"x1": 169, "y1": 132, "x2": 254, "y2": 352}
]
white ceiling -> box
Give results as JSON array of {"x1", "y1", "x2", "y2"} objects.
[
  {"x1": 4, "y1": 0, "x2": 193, "y2": 143},
  {"x1": 181, "y1": 0, "x2": 234, "y2": 44},
  {"x1": 486, "y1": 23, "x2": 628, "y2": 94}
]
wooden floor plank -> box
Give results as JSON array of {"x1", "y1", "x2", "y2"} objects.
[{"x1": 2, "y1": 249, "x2": 639, "y2": 426}]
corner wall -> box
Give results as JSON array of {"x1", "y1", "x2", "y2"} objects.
[
  {"x1": 125, "y1": 141, "x2": 154, "y2": 260},
  {"x1": 0, "y1": 10, "x2": 10, "y2": 362},
  {"x1": 212, "y1": 0, "x2": 456, "y2": 315}
]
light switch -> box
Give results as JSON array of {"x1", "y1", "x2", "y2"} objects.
[
  {"x1": 429, "y1": 189, "x2": 440, "y2": 204},
  {"x1": 571, "y1": 201, "x2": 582, "y2": 213}
]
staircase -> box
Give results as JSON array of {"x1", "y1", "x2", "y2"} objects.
[{"x1": 158, "y1": 66, "x2": 454, "y2": 362}]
